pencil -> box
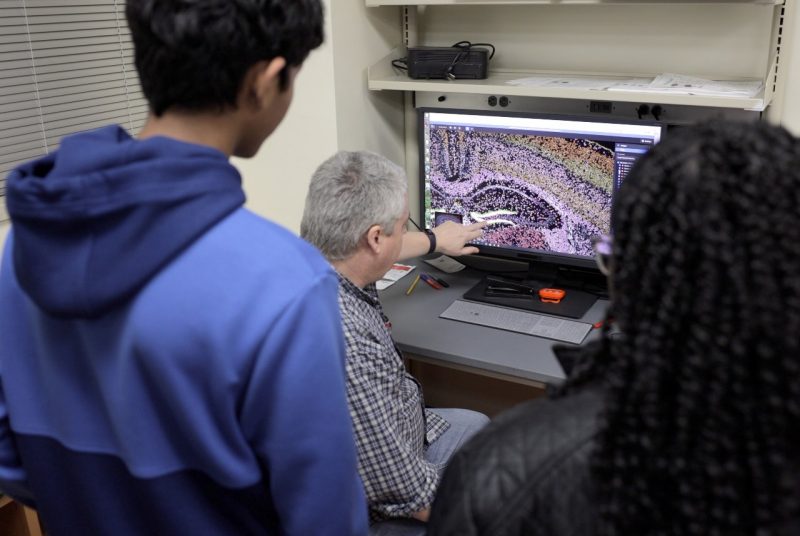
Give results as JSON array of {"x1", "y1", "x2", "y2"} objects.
[{"x1": 406, "y1": 274, "x2": 421, "y2": 295}]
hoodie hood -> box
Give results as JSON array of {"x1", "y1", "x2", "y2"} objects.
[{"x1": 6, "y1": 125, "x2": 245, "y2": 318}]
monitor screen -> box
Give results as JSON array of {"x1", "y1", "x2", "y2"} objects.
[{"x1": 420, "y1": 109, "x2": 664, "y2": 268}]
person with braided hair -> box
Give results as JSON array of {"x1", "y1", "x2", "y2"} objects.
[{"x1": 426, "y1": 119, "x2": 800, "y2": 536}]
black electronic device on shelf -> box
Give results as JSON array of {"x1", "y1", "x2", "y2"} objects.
[
  {"x1": 407, "y1": 46, "x2": 489, "y2": 80},
  {"x1": 418, "y1": 107, "x2": 665, "y2": 318},
  {"x1": 393, "y1": 41, "x2": 495, "y2": 80}
]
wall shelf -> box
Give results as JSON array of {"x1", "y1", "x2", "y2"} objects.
[
  {"x1": 368, "y1": 51, "x2": 771, "y2": 111},
  {"x1": 366, "y1": 0, "x2": 782, "y2": 6}
]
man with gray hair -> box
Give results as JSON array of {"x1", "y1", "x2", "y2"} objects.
[{"x1": 301, "y1": 150, "x2": 490, "y2": 534}]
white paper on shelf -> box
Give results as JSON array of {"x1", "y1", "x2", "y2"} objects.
[
  {"x1": 608, "y1": 73, "x2": 763, "y2": 98},
  {"x1": 507, "y1": 72, "x2": 763, "y2": 99},
  {"x1": 605, "y1": 78, "x2": 658, "y2": 91},
  {"x1": 507, "y1": 75, "x2": 626, "y2": 90}
]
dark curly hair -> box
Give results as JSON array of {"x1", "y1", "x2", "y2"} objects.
[
  {"x1": 568, "y1": 120, "x2": 800, "y2": 535},
  {"x1": 126, "y1": 0, "x2": 324, "y2": 116}
]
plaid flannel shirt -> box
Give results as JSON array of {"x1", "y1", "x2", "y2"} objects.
[{"x1": 336, "y1": 273, "x2": 449, "y2": 521}]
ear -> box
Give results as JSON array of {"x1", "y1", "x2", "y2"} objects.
[
  {"x1": 364, "y1": 224, "x2": 383, "y2": 255},
  {"x1": 244, "y1": 57, "x2": 288, "y2": 109}
]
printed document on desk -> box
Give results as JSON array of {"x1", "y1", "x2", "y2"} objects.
[
  {"x1": 440, "y1": 300, "x2": 592, "y2": 345},
  {"x1": 377, "y1": 263, "x2": 415, "y2": 290},
  {"x1": 423, "y1": 255, "x2": 466, "y2": 274}
]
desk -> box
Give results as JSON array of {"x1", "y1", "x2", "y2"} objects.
[
  {"x1": 379, "y1": 263, "x2": 609, "y2": 414},
  {"x1": 0, "y1": 496, "x2": 43, "y2": 536}
]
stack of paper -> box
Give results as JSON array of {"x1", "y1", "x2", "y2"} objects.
[{"x1": 607, "y1": 73, "x2": 763, "y2": 98}]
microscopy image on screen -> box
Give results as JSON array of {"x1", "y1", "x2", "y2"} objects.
[{"x1": 425, "y1": 126, "x2": 615, "y2": 258}]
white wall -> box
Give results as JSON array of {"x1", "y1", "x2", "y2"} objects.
[
  {"x1": 233, "y1": 0, "x2": 404, "y2": 235},
  {"x1": 0, "y1": 221, "x2": 8, "y2": 252},
  {"x1": 418, "y1": 4, "x2": 774, "y2": 79},
  {"x1": 330, "y1": 3, "x2": 404, "y2": 159},
  {"x1": 232, "y1": 1, "x2": 339, "y2": 234}
]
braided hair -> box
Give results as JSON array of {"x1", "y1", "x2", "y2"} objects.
[{"x1": 584, "y1": 120, "x2": 800, "y2": 535}]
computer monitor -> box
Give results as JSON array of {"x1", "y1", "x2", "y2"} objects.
[{"x1": 419, "y1": 108, "x2": 664, "y2": 316}]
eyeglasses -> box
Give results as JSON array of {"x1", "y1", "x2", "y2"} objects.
[{"x1": 592, "y1": 234, "x2": 613, "y2": 276}]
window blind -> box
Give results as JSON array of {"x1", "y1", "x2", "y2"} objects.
[{"x1": 0, "y1": 0, "x2": 148, "y2": 214}]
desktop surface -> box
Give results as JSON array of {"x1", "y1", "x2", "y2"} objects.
[{"x1": 378, "y1": 260, "x2": 609, "y2": 385}]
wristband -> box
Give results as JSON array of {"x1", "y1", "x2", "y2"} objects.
[{"x1": 424, "y1": 229, "x2": 437, "y2": 255}]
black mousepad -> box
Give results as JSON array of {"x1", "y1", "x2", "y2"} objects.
[{"x1": 463, "y1": 277, "x2": 597, "y2": 319}]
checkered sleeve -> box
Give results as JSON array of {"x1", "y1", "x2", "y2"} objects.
[{"x1": 345, "y1": 341, "x2": 440, "y2": 519}]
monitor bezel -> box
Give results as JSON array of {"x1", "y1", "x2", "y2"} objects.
[{"x1": 417, "y1": 106, "x2": 665, "y2": 271}]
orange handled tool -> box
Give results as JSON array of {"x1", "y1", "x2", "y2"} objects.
[{"x1": 538, "y1": 288, "x2": 565, "y2": 304}]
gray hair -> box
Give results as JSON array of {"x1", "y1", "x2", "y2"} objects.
[{"x1": 301, "y1": 150, "x2": 408, "y2": 261}]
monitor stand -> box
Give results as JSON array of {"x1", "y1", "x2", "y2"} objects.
[{"x1": 462, "y1": 262, "x2": 607, "y2": 319}]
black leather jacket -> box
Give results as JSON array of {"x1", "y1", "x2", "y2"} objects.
[{"x1": 427, "y1": 385, "x2": 603, "y2": 536}]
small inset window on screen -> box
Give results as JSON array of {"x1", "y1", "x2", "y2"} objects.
[{"x1": 434, "y1": 212, "x2": 464, "y2": 226}]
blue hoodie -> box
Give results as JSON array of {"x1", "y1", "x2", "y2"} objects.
[{"x1": 0, "y1": 126, "x2": 368, "y2": 535}]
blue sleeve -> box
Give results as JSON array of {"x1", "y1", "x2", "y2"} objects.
[
  {"x1": 239, "y1": 271, "x2": 368, "y2": 535},
  {"x1": 0, "y1": 234, "x2": 34, "y2": 506}
]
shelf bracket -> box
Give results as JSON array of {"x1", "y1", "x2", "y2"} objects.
[
  {"x1": 765, "y1": 1, "x2": 786, "y2": 102},
  {"x1": 403, "y1": 6, "x2": 419, "y2": 47}
]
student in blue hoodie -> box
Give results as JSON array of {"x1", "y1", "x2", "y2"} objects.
[{"x1": 0, "y1": 1, "x2": 367, "y2": 535}]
